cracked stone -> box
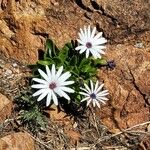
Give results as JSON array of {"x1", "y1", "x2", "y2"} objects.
[
  {"x1": 0, "y1": 0, "x2": 149, "y2": 63},
  {"x1": 0, "y1": 93, "x2": 12, "y2": 123},
  {"x1": 0, "y1": 132, "x2": 35, "y2": 150},
  {"x1": 97, "y1": 43, "x2": 150, "y2": 133}
]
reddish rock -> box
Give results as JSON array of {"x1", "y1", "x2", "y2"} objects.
[
  {"x1": 0, "y1": 93, "x2": 12, "y2": 123},
  {"x1": 0, "y1": 0, "x2": 149, "y2": 63},
  {"x1": 0, "y1": 132, "x2": 35, "y2": 150},
  {"x1": 97, "y1": 44, "x2": 150, "y2": 133}
]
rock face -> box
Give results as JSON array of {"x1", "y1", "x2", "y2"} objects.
[
  {"x1": 0, "y1": 0, "x2": 149, "y2": 63},
  {"x1": 0, "y1": 93, "x2": 12, "y2": 123},
  {"x1": 97, "y1": 42, "x2": 150, "y2": 132},
  {"x1": 0, "y1": 0, "x2": 149, "y2": 133},
  {"x1": 0, "y1": 132, "x2": 35, "y2": 150}
]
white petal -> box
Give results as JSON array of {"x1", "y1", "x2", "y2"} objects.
[
  {"x1": 97, "y1": 99, "x2": 106, "y2": 104},
  {"x1": 98, "y1": 49, "x2": 105, "y2": 55},
  {"x1": 46, "y1": 92, "x2": 52, "y2": 106},
  {"x1": 79, "y1": 92, "x2": 89, "y2": 96},
  {"x1": 95, "y1": 100, "x2": 100, "y2": 108},
  {"x1": 32, "y1": 78, "x2": 48, "y2": 84},
  {"x1": 84, "y1": 26, "x2": 88, "y2": 41},
  {"x1": 38, "y1": 69, "x2": 50, "y2": 82},
  {"x1": 90, "y1": 80, "x2": 94, "y2": 93},
  {"x1": 93, "y1": 38, "x2": 107, "y2": 45},
  {"x1": 80, "y1": 87, "x2": 90, "y2": 94},
  {"x1": 87, "y1": 25, "x2": 91, "y2": 39},
  {"x1": 51, "y1": 64, "x2": 56, "y2": 80},
  {"x1": 93, "y1": 99, "x2": 96, "y2": 107},
  {"x1": 80, "y1": 28, "x2": 85, "y2": 38},
  {"x1": 58, "y1": 72, "x2": 71, "y2": 82},
  {"x1": 61, "y1": 90, "x2": 70, "y2": 100},
  {"x1": 90, "y1": 49, "x2": 100, "y2": 59},
  {"x1": 93, "y1": 32, "x2": 103, "y2": 40},
  {"x1": 77, "y1": 39, "x2": 85, "y2": 45},
  {"x1": 97, "y1": 90, "x2": 109, "y2": 96},
  {"x1": 52, "y1": 91, "x2": 58, "y2": 105},
  {"x1": 91, "y1": 27, "x2": 96, "y2": 38},
  {"x1": 94, "y1": 81, "x2": 99, "y2": 92},
  {"x1": 31, "y1": 84, "x2": 48, "y2": 89},
  {"x1": 87, "y1": 99, "x2": 92, "y2": 106},
  {"x1": 79, "y1": 47, "x2": 87, "y2": 54},
  {"x1": 37, "y1": 91, "x2": 48, "y2": 101},
  {"x1": 78, "y1": 33, "x2": 86, "y2": 42},
  {"x1": 75, "y1": 45, "x2": 86, "y2": 51},
  {"x1": 97, "y1": 96, "x2": 109, "y2": 101},
  {"x1": 81, "y1": 97, "x2": 90, "y2": 102},
  {"x1": 56, "y1": 66, "x2": 63, "y2": 79},
  {"x1": 46, "y1": 65, "x2": 51, "y2": 80},
  {"x1": 60, "y1": 87, "x2": 75, "y2": 93},
  {"x1": 60, "y1": 81, "x2": 74, "y2": 86},
  {"x1": 54, "y1": 88, "x2": 63, "y2": 97},
  {"x1": 84, "y1": 83, "x2": 91, "y2": 93},
  {"x1": 33, "y1": 89, "x2": 48, "y2": 97},
  {"x1": 95, "y1": 84, "x2": 104, "y2": 93},
  {"x1": 85, "y1": 49, "x2": 90, "y2": 58}
]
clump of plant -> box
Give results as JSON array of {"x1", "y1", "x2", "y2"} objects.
[{"x1": 17, "y1": 25, "x2": 113, "y2": 131}]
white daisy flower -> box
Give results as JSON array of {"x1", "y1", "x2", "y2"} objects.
[
  {"x1": 75, "y1": 25, "x2": 107, "y2": 59},
  {"x1": 31, "y1": 64, "x2": 75, "y2": 106},
  {"x1": 80, "y1": 80, "x2": 109, "y2": 108}
]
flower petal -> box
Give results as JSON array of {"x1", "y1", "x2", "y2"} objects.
[
  {"x1": 52, "y1": 91, "x2": 58, "y2": 105},
  {"x1": 79, "y1": 92, "x2": 89, "y2": 96},
  {"x1": 60, "y1": 87, "x2": 75, "y2": 93},
  {"x1": 61, "y1": 90, "x2": 71, "y2": 100},
  {"x1": 38, "y1": 69, "x2": 50, "y2": 82},
  {"x1": 93, "y1": 32, "x2": 103, "y2": 40},
  {"x1": 58, "y1": 72, "x2": 71, "y2": 82},
  {"x1": 51, "y1": 64, "x2": 56, "y2": 80},
  {"x1": 87, "y1": 99, "x2": 92, "y2": 106},
  {"x1": 86, "y1": 49, "x2": 90, "y2": 58},
  {"x1": 56, "y1": 66, "x2": 63, "y2": 79},
  {"x1": 46, "y1": 65, "x2": 51, "y2": 80},
  {"x1": 90, "y1": 80, "x2": 94, "y2": 93},
  {"x1": 31, "y1": 84, "x2": 48, "y2": 89},
  {"x1": 91, "y1": 27, "x2": 96, "y2": 38},
  {"x1": 32, "y1": 78, "x2": 48, "y2": 84},
  {"x1": 32, "y1": 89, "x2": 48, "y2": 97},
  {"x1": 37, "y1": 91, "x2": 48, "y2": 101},
  {"x1": 46, "y1": 92, "x2": 52, "y2": 106},
  {"x1": 81, "y1": 97, "x2": 90, "y2": 102},
  {"x1": 95, "y1": 100, "x2": 100, "y2": 108},
  {"x1": 84, "y1": 83, "x2": 91, "y2": 93},
  {"x1": 95, "y1": 83, "x2": 104, "y2": 94},
  {"x1": 93, "y1": 38, "x2": 107, "y2": 45}
]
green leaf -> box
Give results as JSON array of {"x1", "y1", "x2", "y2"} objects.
[
  {"x1": 52, "y1": 57, "x2": 62, "y2": 66},
  {"x1": 58, "y1": 45, "x2": 69, "y2": 62},
  {"x1": 79, "y1": 58, "x2": 91, "y2": 68},
  {"x1": 37, "y1": 60, "x2": 52, "y2": 66},
  {"x1": 45, "y1": 39, "x2": 58, "y2": 58},
  {"x1": 93, "y1": 58, "x2": 107, "y2": 66},
  {"x1": 70, "y1": 55, "x2": 77, "y2": 66}
]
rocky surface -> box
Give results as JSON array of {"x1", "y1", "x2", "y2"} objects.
[
  {"x1": 97, "y1": 41, "x2": 150, "y2": 132},
  {"x1": 0, "y1": 0, "x2": 149, "y2": 63},
  {"x1": 0, "y1": 93, "x2": 12, "y2": 123},
  {"x1": 0, "y1": 132, "x2": 35, "y2": 150},
  {"x1": 0, "y1": 0, "x2": 149, "y2": 145}
]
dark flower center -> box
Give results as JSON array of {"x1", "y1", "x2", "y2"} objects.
[
  {"x1": 90, "y1": 93, "x2": 96, "y2": 99},
  {"x1": 86, "y1": 42, "x2": 92, "y2": 48},
  {"x1": 49, "y1": 82, "x2": 57, "y2": 89}
]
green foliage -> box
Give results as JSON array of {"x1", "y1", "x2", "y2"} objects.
[
  {"x1": 15, "y1": 89, "x2": 47, "y2": 132},
  {"x1": 32, "y1": 39, "x2": 107, "y2": 104}
]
